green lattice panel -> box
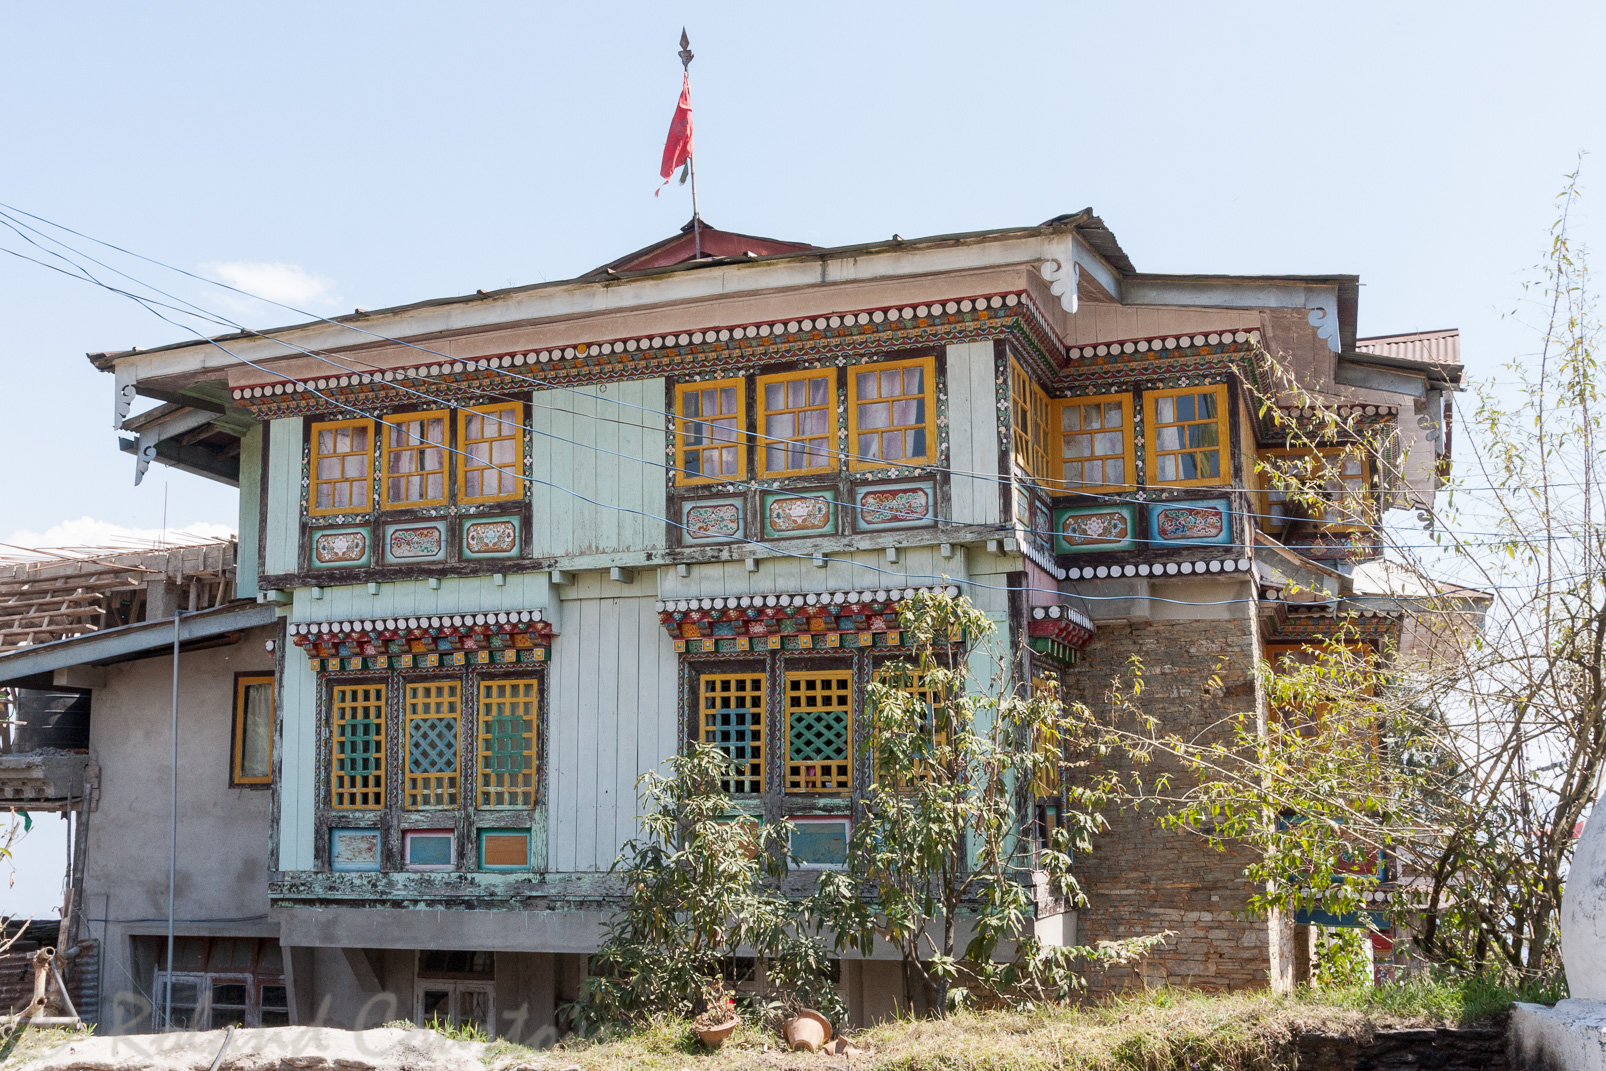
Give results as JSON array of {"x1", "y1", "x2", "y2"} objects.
[
  {"x1": 406, "y1": 716, "x2": 458, "y2": 809},
  {"x1": 332, "y1": 685, "x2": 386, "y2": 809},
  {"x1": 785, "y1": 672, "x2": 852, "y2": 792}
]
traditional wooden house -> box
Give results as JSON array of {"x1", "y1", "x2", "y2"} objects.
[{"x1": 15, "y1": 211, "x2": 1465, "y2": 1037}]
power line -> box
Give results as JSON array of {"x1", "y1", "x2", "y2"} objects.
[
  {"x1": 1, "y1": 213, "x2": 1592, "y2": 609},
  {"x1": 4, "y1": 200, "x2": 1577, "y2": 510},
  {"x1": 6, "y1": 231, "x2": 1586, "y2": 562}
]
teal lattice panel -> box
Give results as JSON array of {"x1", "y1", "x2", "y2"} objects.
[{"x1": 407, "y1": 717, "x2": 459, "y2": 774}]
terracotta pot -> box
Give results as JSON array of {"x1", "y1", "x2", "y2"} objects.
[
  {"x1": 693, "y1": 1016, "x2": 740, "y2": 1049},
  {"x1": 782, "y1": 1009, "x2": 833, "y2": 1053}
]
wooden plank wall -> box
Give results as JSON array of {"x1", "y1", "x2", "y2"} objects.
[
  {"x1": 546, "y1": 578, "x2": 677, "y2": 872},
  {"x1": 944, "y1": 341, "x2": 1003, "y2": 529},
  {"x1": 289, "y1": 573, "x2": 551, "y2": 621},
  {"x1": 278, "y1": 649, "x2": 318, "y2": 871},
  {"x1": 264, "y1": 418, "x2": 304, "y2": 576},
  {"x1": 237, "y1": 425, "x2": 263, "y2": 599},
  {"x1": 528, "y1": 379, "x2": 668, "y2": 561},
  {"x1": 657, "y1": 544, "x2": 971, "y2": 601}
]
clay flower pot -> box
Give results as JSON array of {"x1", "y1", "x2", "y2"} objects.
[
  {"x1": 782, "y1": 1009, "x2": 833, "y2": 1053},
  {"x1": 693, "y1": 1015, "x2": 740, "y2": 1049}
]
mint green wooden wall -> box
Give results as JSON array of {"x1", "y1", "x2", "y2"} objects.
[
  {"x1": 264, "y1": 417, "x2": 303, "y2": 577},
  {"x1": 944, "y1": 340, "x2": 1004, "y2": 528},
  {"x1": 528, "y1": 379, "x2": 668, "y2": 564}
]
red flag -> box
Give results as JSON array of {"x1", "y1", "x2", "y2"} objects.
[{"x1": 656, "y1": 74, "x2": 694, "y2": 196}]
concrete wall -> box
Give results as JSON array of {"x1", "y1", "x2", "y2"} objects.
[{"x1": 83, "y1": 624, "x2": 278, "y2": 1029}]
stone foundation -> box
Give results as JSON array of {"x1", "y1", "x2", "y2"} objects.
[{"x1": 1062, "y1": 613, "x2": 1270, "y2": 991}]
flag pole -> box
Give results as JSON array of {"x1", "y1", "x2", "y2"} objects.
[{"x1": 679, "y1": 29, "x2": 701, "y2": 259}]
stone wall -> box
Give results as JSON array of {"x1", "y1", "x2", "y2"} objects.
[
  {"x1": 1297, "y1": 1024, "x2": 1507, "y2": 1070},
  {"x1": 1061, "y1": 612, "x2": 1270, "y2": 991}
]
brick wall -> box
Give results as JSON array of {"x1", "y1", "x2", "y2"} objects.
[{"x1": 1062, "y1": 614, "x2": 1271, "y2": 992}]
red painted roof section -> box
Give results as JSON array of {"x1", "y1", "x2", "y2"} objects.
[{"x1": 583, "y1": 218, "x2": 815, "y2": 278}]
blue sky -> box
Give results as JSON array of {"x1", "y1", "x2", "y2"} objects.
[{"x1": 1, "y1": 1, "x2": 1602, "y2": 912}]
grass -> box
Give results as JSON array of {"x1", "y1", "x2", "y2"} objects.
[
  {"x1": 481, "y1": 977, "x2": 1538, "y2": 1071},
  {"x1": 0, "y1": 1024, "x2": 94, "y2": 1068}
]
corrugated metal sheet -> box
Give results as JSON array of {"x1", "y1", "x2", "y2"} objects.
[{"x1": 1355, "y1": 329, "x2": 1460, "y2": 367}]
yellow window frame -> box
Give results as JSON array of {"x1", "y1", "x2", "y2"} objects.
[
  {"x1": 698, "y1": 672, "x2": 767, "y2": 794},
  {"x1": 380, "y1": 409, "x2": 450, "y2": 510},
  {"x1": 308, "y1": 418, "x2": 375, "y2": 516},
  {"x1": 404, "y1": 680, "x2": 460, "y2": 810},
  {"x1": 459, "y1": 402, "x2": 525, "y2": 505},
  {"x1": 1258, "y1": 447, "x2": 1373, "y2": 531},
  {"x1": 1009, "y1": 361, "x2": 1053, "y2": 483},
  {"x1": 331, "y1": 683, "x2": 386, "y2": 810},
  {"x1": 1053, "y1": 392, "x2": 1136, "y2": 494},
  {"x1": 673, "y1": 378, "x2": 747, "y2": 485},
  {"x1": 478, "y1": 678, "x2": 537, "y2": 808},
  {"x1": 232, "y1": 674, "x2": 274, "y2": 786},
  {"x1": 847, "y1": 355, "x2": 938, "y2": 471},
  {"x1": 1031, "y1": 673, "x2": 1063, "y2": 799},
  {"x1": 783, "y1": 669, "x2": 854, "y2": 793},
  {"x1": 1144, "y1": 383, "x2": 1231, "y2": 487},
  {"x1": 872, "y1": 664, "x2": 949, "y2": 787},
  {"x1": 756, "y1": 368, "x2": 838, "y2": 477}
]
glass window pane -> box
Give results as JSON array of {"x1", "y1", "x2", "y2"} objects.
[
  {"x1": 1156, "y1": 396, "x2": 1174, "y2": 423},
  {"x1": 1104, "y1": 402, "x2": 1124, "y2": 427},
  {"x1": 1061, "y1": 405, "x2": 1081, "y2": 432},
  {"x1": 1197, "y1": 392, "x2": 1217, "y2": 418}
]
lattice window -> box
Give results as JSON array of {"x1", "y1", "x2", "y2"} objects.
[
  {"x1": 460, "y1": 403, "x2": 523, "y2": 503},
  {"x1": 1147, "y1": 384, "x2": 1229, "y2": 486},
  {"x1": 757, "y1": 370, "x2": 836, "y2": 476},
  {"x1": 382, "y1": 410, "x2": 449, "y2": 508},
  {"x1": 332, "y1": 684, "x2": 385, "y2": 809},
  {"x1": 675, "y1": 379, "x2": 746, "y2": 483},
  {"x1": 700, "y1": 673, "x2": 765, "y2": 794},
  {"x1": 1010, "y1": 361, "x2": 1052, "y2": 483},
  {"x1": 1260, "y1": 448, "x2": 1371, "y2": 530},
  {"x1": 479, "y1": 678, "x2": 536, "y2": 808},
  {"x1": 1031, "y1": 672, "x2": 1063, "y2": 800},
  {"x1": 849, "y1": 357, "x2": 936, "y2": 469},
  {"x1": 1057, "y1": 393, "x2": 1134, "y2": 493},
  {"x1": 873, "y1": 664, "x2": 947, "y2": 786},
  {"x1": 784, "y1": 670, "x2": 853, "y2": 793},
  {"x1": 405, "y1": 682, "x2": 459, "y2": 809},
  {"x1": 310, "y1": 419, "x2": 373, "y2": 515}
]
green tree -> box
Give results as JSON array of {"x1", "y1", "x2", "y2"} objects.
[
  {"x1": 569, "y1": 744, "x2": 842, "y2": 1034},
  {"x1": 807, "y1": 588, "x2": 1163, "y2": 1016}
]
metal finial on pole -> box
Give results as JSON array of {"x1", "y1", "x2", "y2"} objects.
[{"x1": 679, "y1": 28, "x2": 701, "y2": 258}]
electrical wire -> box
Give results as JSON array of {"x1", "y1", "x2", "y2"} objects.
[
  {"x1": 0, "y1": 231, "x2": 1573, "y2": 560},
  {"x1": 4, "y1": 201, "x2": 1579, "y2": 508},
  {"x1": 5, "y1": 232, "x2": 1574, "y2": 579},
  {"x1": 0, "y1": 211, "x2": 1585, "y2": 608}
]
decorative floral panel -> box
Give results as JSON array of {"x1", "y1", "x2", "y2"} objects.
[
  {"x1": 310, "y1": 527, "x2": 371, "y2": 569},
  {"x1": 681, "y1": 497, "x2": 745, "y2": 544},
  {"x1": 762, "y1": 490, "x2": 836, "y2": 539},
  {"x1": 852, "y1": 480, "x2": 936, "y2": 532},
  {"x1": 289, "y1": 611, "x2": 553, "y2": 673},
  {"x1": 384, "y1": 522, "x2": 446, "y2": 563},
  {"x1": 461, "y1": 515, "x2": 521, "y2": 559},
  {"x1": 1149, "y1": 497, "x2": 1233, "y2": 546},
  {"x1": 1051, "y1": 504, "x2": 1137, "y2": 554}
]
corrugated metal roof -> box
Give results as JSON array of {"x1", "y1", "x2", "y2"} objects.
[{"x1": 1355, "y1": 328, "x2": 1460, "y2": 367}]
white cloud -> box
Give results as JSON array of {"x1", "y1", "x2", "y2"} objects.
[
  {"x1": 4, "y1": 517, "x2": 236, "y2": 554},
  {"x1": 200, "y1": 260, "x2": 340, "y2": 315}
]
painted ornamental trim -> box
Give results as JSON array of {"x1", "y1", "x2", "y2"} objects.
[
  {"x1": 288, "y1": 610, "x2": 554, "y2": 671},
  {"x1": 656, "y1": 584, "x2": 962, "y2": 654},
  {"x1": 226, "y1": 292, "x2": 1062, "y2": 418}
]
